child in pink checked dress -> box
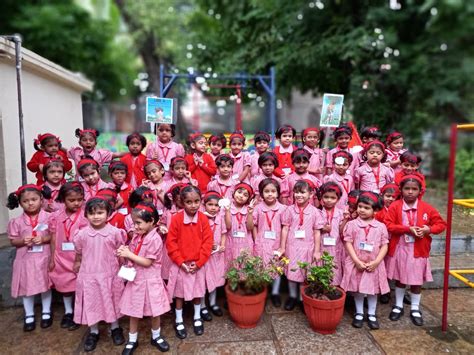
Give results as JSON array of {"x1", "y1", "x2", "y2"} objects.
[
  {"x1": 250, "y1": 152, "x2": 289, "y2": 202},
  {"x1": 166, "y1": 185, "x2": 213, "y2": 339},
  {"x1": 250, "y1": 178, "x2": 286, "y2": 307},
  {"x1": 279, "y1": 180, "x2": 323, "y2": 311},
  {"x1": 385, "y1": 131, "x2": 407, "y2": 173},
  {"x1": 325, "y1": 124, "x2": 359, "y2": 175},
  {"x1": 286, "y1": 149, "x2": 321, "y2": 205},
  {"x1": 49, "y1": 182, "x2": 88, "y2": 331},
  {"x1": 41, "y1": 158, "x2": 66, "y2": 213},
  {"x1": 323, "y1": 150, "x2": 354, "y2": 209},
  {"x1": 73, "y1": 197, "x2": 126, "y2": 352},
  {"x1": 301, "y1": 127, "x2": 325, "y2": 181},
  {"x1": 7, "y1": 184, "x2": 53, "y2": 332},
  {"x1": 125, "y1": 187, "x2": 155, "y2": 241},
  {"x1": 117, "y1": 203, "x2": 171, "y2": 354},
  {"x1": 142, "y1": 159, "x2": 167, "y2": 213},
  {"x1": 77, "y1": 157, "x2": 109, "y2": 200},
  {"x1": 354, "y1": 140, "x2": 394, "y2": 194},
  {"x1": 250, "y1": 131, "x2": 271, "y2": 176},
  {"x1": 207, "y1": 154, "x2": 239, "y2": 200},
  {"x1": 317, "y1": 182, "x2": 345, "y2": 286},
  {"x1": 341, "y1": 191, "x2": 389, "y2": 330},
  {"x1": 200, "y1": 191, "x2": 227, "y2": 321},
  {"x1": 146, "y1": 123, "x2": 185, "y2": 173},
  {"x1": 208, "y1": 134, "x2": 226, "y2": 161},
  {"x1": 228, "y1": 131, "x2": 251, "y2": 183}
]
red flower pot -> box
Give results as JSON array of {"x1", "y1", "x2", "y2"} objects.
[
  {"x1": 225, "y1": 284, "x2": 267, "y2": 329},
  {"x1": 301, "y1": 285, "x2": 346, "y2": 334}
]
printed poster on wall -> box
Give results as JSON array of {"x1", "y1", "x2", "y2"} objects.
[
  {"x1": 320, "y1": 94, "x2": 344, "y2": 127},
  {"x1": 146, "y1": 97, "x2": 175, "y2": 124}
]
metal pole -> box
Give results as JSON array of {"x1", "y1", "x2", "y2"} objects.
[
  {"x1": 269, "y1": 67, "x2": 276, "y2": 148},
  {"x1": 235, "y1": 85, "x2": 242, "y2": 131},
  {"x1": 442, "y1": 123, "x2": 457, "y2": 332}
]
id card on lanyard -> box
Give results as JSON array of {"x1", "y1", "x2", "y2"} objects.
[
  {"x1": 263, "y1": 210, "x2": 277, "y2": 239},
  {"x1": 405, "y1": 209, "x2": 417, "y2": 243},
  {"x1": 62, "y1": 212, "x2": 81, "y2": 251},
  {"x1": 28, "y1": 215, "x2": 44, "y2": 253},
  {"x1": 359, "y1": 225, "x2": 374, "y2": 252}
]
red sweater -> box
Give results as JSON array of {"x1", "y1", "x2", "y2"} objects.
[
  {"x1": 27, "y1": 150, "x2": 72, "y2": 185},
  {"x1": 166, "y1": 211, "x2": 213, "y2": 268},
  {"x1": 185, "y1": 153, "x2": 217, "y2": 193},
  {"x1": 375, "y1": 206, "x2": 389, "y2": 223},
  {"x1": 384, "y1": 199, "x2": 446, "y2": 258},
  {"x1": 108, "y1": 212, "x2": 126, "y2": 230},
  {"x1": 120, "y1": 153, "x2": 146, "y2": 186},
  {"x1": 273, "y1": 145, "x2": 297, "y2": 178}
]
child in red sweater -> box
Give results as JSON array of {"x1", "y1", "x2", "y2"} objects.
[
  {"x1": 120, "y1": 133, "x2": 147, "y2": 189},
  {"x1": 166, "y1": 185, "x2": 213, "y2": 339},
  {"x1": 185, "y1": 133, "x2": 217, "y2": 193},
  {"x1": 273, "y1": 124, "x2": 297, "y2": 178}
]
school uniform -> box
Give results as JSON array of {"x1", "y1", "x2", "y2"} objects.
[
  {"x1": 81, "y1": 179, "x2": 109, "y2": 201},
  {"x1": 225, "y1": 204, "x2": 254, "y2": 265},
  {"x1": 166, "y1": 211, "x2": 213, "y2": 301},
  {"x1": 323, "y1": 172, "x2": 354, "y2": 209},
  {"x1": 185, "y1": 153, "x2": 217, "y2": 193},
  {"x1": 27, "y1": 150, "x2": 72, "y2": 185},
  {"x1": 386, "y1": 148, "x2": 407, "y2": 174},
  {"x1": 120, "y1": 153, "x2": 146, "y2": 189},
  {"x1": 207, "y1": 176, "x2": 239, "y2": 200},
  {"x1": 273, "y1": 145, "x2": 296, "y2": 177},
  {"x1": 320, "y1": 207, "x2": 345, "y2": 286},
  {"x1": 67, "y1": 147, "x2": 113, "y2": 169},
  {"x1": 325, "y1": 146, "x2": 360, "y2": 175},
  {"x1": 42, "y1": 181, "x2": 63, "y2": 213},
  {"x1": 108, "y1": 211, "x2": 126, "y2": 231},
  {"x1": 286, "y1": 172, "x2": 321, "y2": 205},
  {"x1": 250, "y1": 174, "x2": 289, "y2": 200},
  {"x1": 303, "y1": 145, "x2": 325, "y2": 181},
  {"x1": 160, "y1": 206, "x2": 181, "y2": 280},
  {"x1": 145, "y1": 140, "x2": 185, "y2": 172},
  {"x1": 203, "y1": 212, "x2": 227, "y2": 293},
  {"x1": 229, "y1": 151, "x2": 251, "y2": 182},
  {"x1": 354, "y1": 163, "x2": 394, "y2": 193}
]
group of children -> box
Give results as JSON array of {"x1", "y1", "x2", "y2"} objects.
[{"x1": 6, "y1": 122, "x2": 446, "y2": 353}]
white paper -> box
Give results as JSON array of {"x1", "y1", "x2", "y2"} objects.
[
  {"x1": 118, "y1": 208, "x2": 128, "y2": 215},
  {"x1": 264, "y1": 231, "x2": 276, "y2": 240},
  {"x1": 118, "y1": 266, "x2": 137, "y2": 281},
  {"x1": 323, "y1": 237, "x2": 337, "y2": 246},
  {"x1": 295, "y1": 230, "x2": 305, "y2": 239},
  {"x1": 33, "y1": 223, "x2": 48, "y2": 232},
  {"x1": 218, "y1": 198, "x2": 231, "y2": 208},
  {"x1": 61, "y1": 242, "x2": 75, "y2": 251},
  {"x1": 282, "y1": 168, "x2": 292, "y2": 175},
  {"x1": 28, "y1": 245, "x2": 44, "y2": 253}
]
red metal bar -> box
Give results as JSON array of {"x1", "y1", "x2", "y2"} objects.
[
  {"x1": 442, "y1": 123, "x2": 458, "y2": 332},
  {"x1": 235, "y1": 85, "x2": 242, "y2": 131}
]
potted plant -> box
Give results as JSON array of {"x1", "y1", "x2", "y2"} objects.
[
  {"x1": 297, "y1": 251, "x2": 346, "y2": 334},
  {"x1": 225, "y1": 250, "x2": 287, "y2": 328}
]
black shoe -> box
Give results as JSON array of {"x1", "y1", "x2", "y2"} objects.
[
  {"x1": 68, "y1": 319, "x2": 80, "y2": 331},
  {"x1": 271, "y1": 295, "x2": 282, "y2": 307},
  {"x1": 151, "y1": 336, "x2": 170, "y2": 352},
  {"x1": 40, "y1": 313, "x2": 53, "y2": 329},
  {"x1": 210, "y1": 305, "x2": 223, "y2": 317},
  {"x1": 380, "y1": 293, "x2": 390, "y2": 304},
  {"x1": 403, "y1": 294, "x2": 411, "y2": 305},
  {"x1": 175, "y1": 322, "x2": 187, "y2": 339},
  {"x1": 111, "y1": 327, "x2": 125, "y2": 345},
  {"x1": 193, "y1": 318, "x2": 204, "y2": 336},
  {"x1": 61, "y1": 313, "x2": 73, "y2": 328},
  {"x1": 84, "y1": 332, "x2": 99, "y2": 352},
  {"x1": 352, "y1": 313, "x2": 364, "y2": 328},
  {"x1": 410, "y1": 310, "x2": 423, "y2": 326},
  {"x1": 122, "y1": 341, "x2": 138, "y2": 355},
  {"x1": 284, "y1": 297, "x2": 297, "y2": 311},
  {"x1": 367, "y1": 315, "x2": 380, "y2": 330},
  {"x1": 200, "y1": 307, "x2": 212, "y2": 321},
  {"x1": 389, "y1": 306, "x2": 404, "y2": 321},
  {"x1": 23, "y1": 316, "x2": 36, "y2": 332}
]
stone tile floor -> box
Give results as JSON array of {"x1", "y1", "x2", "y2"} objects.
[{"x1": 0, "y1": 288, "x2": 472, "y2": 354}]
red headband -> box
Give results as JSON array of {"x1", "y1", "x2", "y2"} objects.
[
  {"x1": 204, "y1": 191, "x2": 222, "y2": 200},
  {"x1": 35, "y1": 133, "x2": 60, "y2": 145},
  {"x1": 302, "y1": 127, "x2": 320, "y2": 137},
  {"x1": 234, "y1": 183, "x2": 253, "y2": 198},
  {"x1": 16, "y1": 184, "x2": 40, "y2": 197},
  {"x1": 360, "y1": 191, "x2": 379, "y2": 204},
  {"x1": 144, "y1": 159, "x2": 163, "y2": 169},
  {"x1": 230, "y1": 132, "x2": 245, "y2": 142},
  {"x1": 348, "y1": 195, "x2": 358, "y2": 205},
  {"x1": 142, "y1": 191, "x2": 154, "y2": 200},
  {"x1": 386, "y1": 132, "x2": 403, "y2": 145},
  {"x1": 400, "y1": 152, "x2": 419, "y2": 164},
  {"x1": 189, "y1": 132, "x2": 204, "y2": 141},
  {"x1": 134, "y1": 204, "x2": 155, "y2": 213},
  {"x1": 364, "y1": 140, "x2": 386, "y2": 153},
  {"x1": 302, "y1": 179, "x2": 316, "y2": 190},
  {"x1": 400, "y1": 174, "x2": 424, "y2": 186},
  {"x1": 77, "y1": 158, "x2": 99, "y2": 169},
  {"x1": 167, "y1": 183, "x2": 188, "y2": 195},
  {"x1": 96, "y1": 189, "x2": 117, "y2": 199},
  {"x1": 171, "y1": 156, "x2": 186, "y2": 165},
  {"x1": 366, "y1": 127, "x2": 379, "y2": 134},
  {"x1": 381, "y1": 183, "x2": 400, "y2": 195},
  {"x1": 79, "y1": 129, "x2": 97, "y2": 138},
  {"x1": 333, "y1": 150, "x2": 353, "y2": 163},
  {"x1": 328, "y1": 183, "x2": 342, "y2": 196}
]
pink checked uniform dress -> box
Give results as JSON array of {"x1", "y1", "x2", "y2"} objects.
[
  {"x1": 250, "y1": 174, "x2": 289, "y2": 200},
  {"x1": 207, "y1": 176, "x2": 239, "y2": 200},
  {"x1": 48, "y1": 209, "x2": 88, "y2": 293},
  {"x1": 225, "y1": 204, "x2": 254, "y2": 266},
  {"x1": 303, "y1": 145, "x2": 325, "y2": 181},
  {"x1": 8, "y1": 211, "x2": 51, "y2": 297},
  {"x1": 386, "y1": 148, "x2": 407, "y2": 174},
  {"x1": 159, "y1": 206, "x2": 181, "y2": 280},
  {"x1": 229, "y1": 151, "x2": 251, "y2": 183},
  {"x1": 42, "y1": 181, "x2": 63, "y2": 213},
  {"x1": 73, "y1": 224, "x2": 125, "y2": 326},
  {"x1": 323, "y1": 173, "x2": 354, "y2": 209},
  {"x1": 326, "y1": 147, "x2": 360, "y2": 175},
  {"x1": 354, "y1": 163, "x2": 394, "y2": 194},
  {"x1": 145, "y1": 140, "x2": 185, "y2": 173},
  {"x1": 319, "y1": 207, "x2": 345, "y2": 286},
  {"x1": 250, "y1": 152, "x2": 263, "y2": 177},
  {"x1": 340, "y1": 218, "x2": 390, "y2": 295},
  {"x1": 67, "y1": 147, "x2": 113, "y2": 169},
  {"x1": 286, "y1": 172, "x2": 321, "y2": 205},
  {"x1": 203, "y1": 212, "x2": 227, "y2": 292},
  {"x1": 253, "y1": 202, "x2": 286, "y2": 264},
  {"x1": 119, "y1": 229, "x2": 171, "y2": 318},
  {"x1": 385, "y1": 200, "x2": 433, "y2": 285},
  {"x1": 80, "y1": 179, "x2": 109, "y2": 201},
  {"x1": 283, "y1": 204, "x2": 324, "y2": 282}
]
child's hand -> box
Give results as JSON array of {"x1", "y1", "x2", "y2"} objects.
[
  {"x1": 409, "y1": 226, "x2": 421, "y2": 237},
  {"x1": 73, "y1": 261, "x2": 81, "y2": 273},
  {"x1": 158, "y1": 225, "x2": 168, "y2": 235},
  {"x1": 322, "y1": 147, "x2": 329, "y2": 154},
  {"x1": 141, "y1": 179, "x2": 151, "y2": 187},
  {"x1": 188, "y1": 261, "x2": 198, "y2": 274},
  {"x1": 274, "y1": 248, "x2": 285, "y2": 258},
  {"x1": 38, "y1": 164, "x2": 44, "y2": 172},
  {"x1": 48, "y1": 259, "x2": 55, "y2": 272},
  {"x1": 184, "y1": 171, "x2": 192, "y2": 179},
  {"x1": 313, "y1": 251, "x2": 321, "y2": 262},
  {"x1": 152, "y1": 152, "x2": 158, "y2": 160},
  {"x1": 116, "y1": 245, "x2": 132, "y2": 258},
  {"x1": 248, "y1": 199, "x2": 256, "y2": 213},
  {"x1": 23, "y1": 236, "x2": 33, "y2": 246},
  {"x1": 322, "y1": 224, "x2": 331, "y2": 233},
  {"x1": 342, "y1": 210, "x2": 351, "y2": 220},
  {"x1": 420, "y1": 225, "x2": 431, "y2": 236},
  {"x1": 355, "y1": 260, "x2": 367, "y2": 271},
  {"x1": 365, "y1": 260, "x2": 379, "y2": 272},
  {"x1": 218, "y1": 244, "x2": 226, "y2": 253},
  {"x1": 181, "y1": 263, "x2": 190, "y2": 273},
  {"x1": 32, "y1": 236, "x2": 43, "y2": 245}
]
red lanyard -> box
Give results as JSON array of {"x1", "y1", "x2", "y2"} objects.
[
  {"x1": 263, "y1": 210, "x2": 277, "y2": 230},
  {"x1": 160, "y1": 146, "x2": 170, "y2": 162},
  {"x1": 210, "y1": 219, "x2": 217, "y2": 235},
  {"x1": 49, "y1": 189, "x2": 59, "y2": 202},
  {"x1": 63, "y1": 211, "x2": 81, "y2": 241},
  {"x1": 407, "y1": 209, "x2": 416, "y2": 226},
  {"x1": 298, "y1": 205, "x2": 305, "y2": 226},
  {"x1": 219, "y1": 183, "x2": 230, "y2": 197},
  {"x1": 28, "y1": 214, "x2": 39, "y2": 237},
  {"x1": 325, "y1": 208, "x2": 334, "y2": 225},
  {"x1": 363, "y1": 225, "x2": 372, "y2": 241},
  {"x1": 371, "y1": 165, "x2": 380, "y2": 188},
  {"x1": 341, "y1": 178, "x2": 350, "y2": 194},
  {"x1": 236, "y1": 212, "x2": 245, "y2": 227},
  {"x1": 134, "y1": 235, "x2": 146, "y2": 255},
  {"x1": 86, "y1": 183, "x2": 98, "y2": 197}
]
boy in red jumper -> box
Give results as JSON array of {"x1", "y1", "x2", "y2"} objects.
[{"x1": 185, "y1": 133, "x2": 217, "y2": 194}]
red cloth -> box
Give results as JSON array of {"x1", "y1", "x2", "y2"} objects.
[
  {"x1": 166, "y1": 211, "x2": 213, "y2": 268},
  {"x1": 185, "y1": 153, "x2": 217, "y2": 193},
  {"x1": 120, "y1": 153, "x2": 146, "y2": 186},
  {"x1": 108, "y1": 212, "x2": 126, "y2": 230},
  {"x1": 394, "y1": 171, "x2": 426, "y2": 197},
  {"x1": 375, "y1": 207, "x2": 388, "y2": 223},
  {"x1": 384, "y1": 199, "x2": 446, "y2": 258},
  {"x1": 27, "y1": 150, "x2": 72, "y2": 185},
  {"x1": 117, "y1": 184, "x2": 132, "y2": 210},
  {"x1": 273, "y1": 145, "x2": 297, "y2": 178}
]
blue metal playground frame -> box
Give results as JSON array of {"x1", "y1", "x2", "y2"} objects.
[{"x1": 159, "y1": 64, "x2": 277, "y2": 144}]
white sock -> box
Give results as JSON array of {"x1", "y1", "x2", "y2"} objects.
[
  {"x1": 272, "y1": 276, "x2": 281, "y2": 295},
  {"x1": 209, "y1": 290, "x2": 217, "y2": 306},
  {"x1": 394, "y1": 287, "x2": 405, "y2": 311},
  {"x1": 128, "y1": 332, "x2": 138, "y2": 343},
  {"x1": 194, "y1": 303, "x2": 201, "y2": 320},
  {"x1": 63, "y1": 295, "x2": 73, "y2": 314},
  {"x1": 175, "y1": 308, "x2": 183, "y2": 323},
  {"x1": 411, "y1": 293, "x2": 422, "y2": 317},
  {"x1": 23, "y1": 295, "x2": 35, "y2": 321},
  {"x1": 288, "y1": 281, "x2": 298, "y2": 299},
  {"x1": 151, "y1": 328, "x2": 160, "y2": 340},
  {"x1": 367, "y1": 295, "x2": 377, "y2": 319},
  {"x1": 90, "y1": 323, "x2": 99, "y2": 334},
  {"x1": 110, "y1": 320, "x2": 119, "y2": 330},
  {"x1": 354, "y1": 293, "x2": 365, "y2": 319},
  {"x1": 41, "y1": 290, "x2": 52, "y2": 318}
]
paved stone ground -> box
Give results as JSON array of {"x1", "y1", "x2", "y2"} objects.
[{"x1": 0, "y1": 288, "x2": 472, "y2": 354}]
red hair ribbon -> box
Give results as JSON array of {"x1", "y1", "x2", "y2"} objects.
[
  {"x1": 96, "y1": 189, "x2": 118, "y2": 199},
  {"x1": 15, "y1": 184, "x2": 41, "y2": 197},
  {"x1": 364, "y1": 140, "x2": 386, "y2": 153},
  {"x1": 348, "y1": 195, "x2": 358, "y2": 205},
  {"x1": 189, "y1": 132, "x2": 204, "y2": 141},
  {"x1": 77, "y1": 158, "x2": 99, "y2": 170},
  {"x1": 171, "y1": 156, "x2": 186, "y2": 164},
  {"x1": 34, "y1": 133, "x2": 60, "y2": 145},
  {"x1": 167, "y1": 183, "x2": 188, "y2": 195},
  {"x1": 134, "y1": 204, "x2": 155, "y2": 213},
  {"x1": 400, "y1": 152, "x2": 419, "y2": 164},
  {"x1": 360, "y1": 191, "x2": 379, "y2": 204},
  {"x1": 144, "y1": 159, "x2": 163, "y2": 169},
  {"x1": 400, "y1": 174, "x2": 424, "y2": 186},
  {"x1": 79, "y1": 129, "x2": 97, "y2": 137},
  {"x1": 204, "y1": 191, "x2": 222, "y2": 200},
  {"x1": 230, "y1": 132, "x2": 245, "y2": 142},
  {"x1": 234, "y1": 182, "x2": 253, "y2": 199},
  {"x1": 333, "y1": 150, "x2": 353, "y2": 163},
  {"x1": 302, "y1": 179, "x2": 316, "y2": 190},
  {"x1": 386, "y1": 132, "x2": 403, "y2": 145},
  {"x1": 367, "y1": 126, "x2": 379, "y2": 134},
  {"x1": 329, "y1": 183, "x2": 342, "y2": 196},
  {"x1": 302, "y1": 127, "x2": 320, "y2": 137},
  {"x1": 381, "y1": 183, "x2": 400, "y2": 195}
]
